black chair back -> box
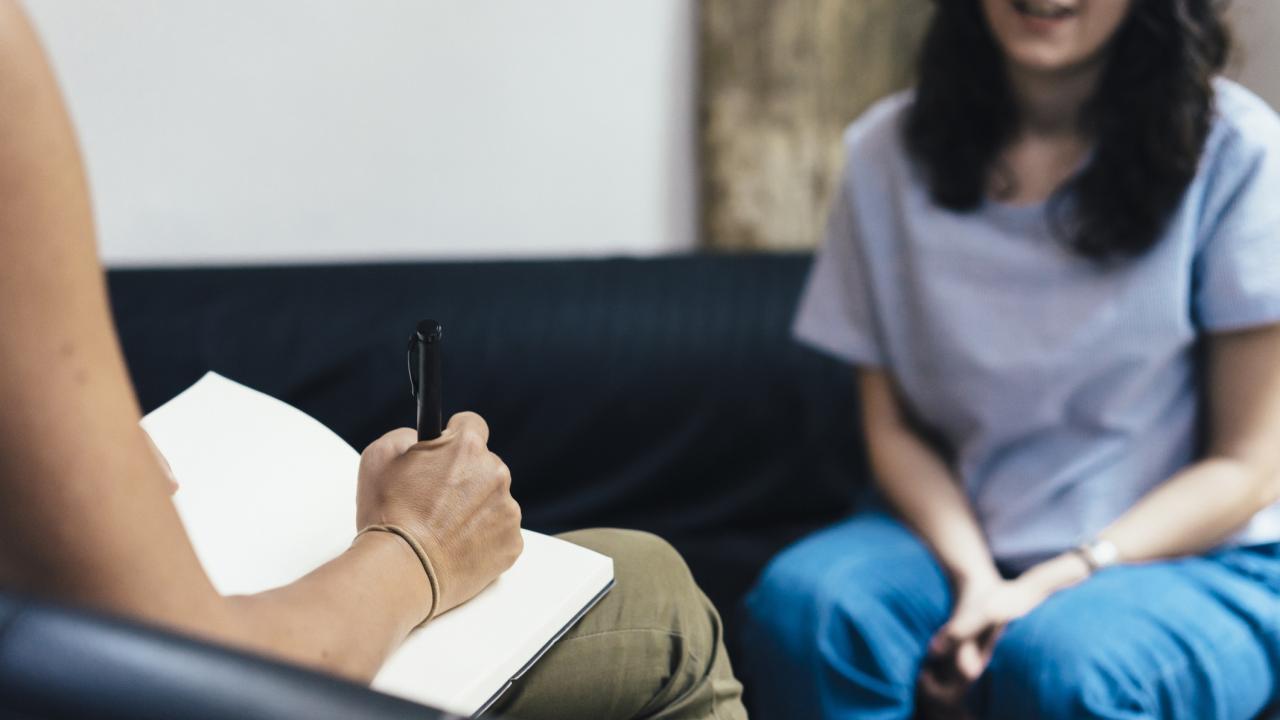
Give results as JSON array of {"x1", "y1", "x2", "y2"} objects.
[{"x1": 0, "y1": 593, "x2": 451, "y2": 720}]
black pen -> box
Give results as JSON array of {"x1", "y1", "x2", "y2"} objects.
[{"x1": 408, "y1": 319, "x2": 443, "y2": 441}]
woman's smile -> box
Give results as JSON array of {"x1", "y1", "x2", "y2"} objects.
[
  {"x1": 1009, "y1": 0, "x2": 1081, "y2": 35},
  {"x1": 984, "y1": 0, "x2": 1131, "y2": 73},
  {"x1": 1011, "y1": 0, "x2": 1078, "y2": 21}
]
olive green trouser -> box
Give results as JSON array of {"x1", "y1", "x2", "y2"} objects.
[{"x1": 489, "y1": 529, "x2": 748, "y2": 720}]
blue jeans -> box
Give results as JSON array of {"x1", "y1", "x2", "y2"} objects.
[{"x1": 742, "y1": 513, "x2": 1280, "y2": 719}]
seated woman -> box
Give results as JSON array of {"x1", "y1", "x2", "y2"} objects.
[
  {"x1": 743, "y1": 1, "x2": 1280, "y2": 718},
  {"x1": 0, "y1": 4, "x2": 745, "y2": 719}
]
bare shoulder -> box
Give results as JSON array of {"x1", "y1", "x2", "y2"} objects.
[
  {"x1": 0, "y1": 1, "x2": 48, "y2": 71},
  {"x1": 0, "y1": 1, "x2": 84, "y2": 213}
]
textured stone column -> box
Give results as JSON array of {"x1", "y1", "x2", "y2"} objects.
[{"x1": 700, "y1": 0, "x2": 930, "y2": 250}]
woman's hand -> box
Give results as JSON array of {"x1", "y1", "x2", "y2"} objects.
[
  {"x1": 356, "y1": 412, "x2": 524, "y2": 618},
  {"x1": 917, "y1": 555, "x2": 1089, "y2": 718},
  {"x1": 931, "y1": 576, "x2": 1048, "y2": 675},
  {"x1": 915, "y1": 576, "x2": 1017, "y2": 720}
]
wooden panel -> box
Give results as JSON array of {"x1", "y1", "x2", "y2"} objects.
[{"x1": 700, "y1": 0, "x2": 931, "y2": 250}]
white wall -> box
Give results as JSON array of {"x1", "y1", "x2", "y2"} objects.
[
  {"x1": 28, "y1": 2, "x2": 1276, "y2": 268},
  {"x1": 25, "y1": 1, "x2": 699, "y2": 266}
]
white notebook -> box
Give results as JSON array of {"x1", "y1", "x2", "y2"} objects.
[{"x1": 141, "y1": 372, "x2": 614, "y2": 717}]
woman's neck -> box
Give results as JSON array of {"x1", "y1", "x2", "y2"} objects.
[
  {"x1": 1006, "y1": 60, "x2": 1103, "y2": 138},
  {"x1": 991, "y1": 60, "x2": 1104, "y2": 205}
]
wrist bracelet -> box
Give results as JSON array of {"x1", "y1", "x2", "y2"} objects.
[
  {"x1": 1071, "y1": 538, "x2": 1120, "y2": 575},
  {"x1": 356, "y1": 524, "x2": 441, "y2": 625}
]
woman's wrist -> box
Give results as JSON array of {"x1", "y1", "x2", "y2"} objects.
[
  {"x1": 950, "y1": 562, "x2": 1002, "y2": 595},
  {"x1": 1020, "y1": 552, "x2": 1092, "y2": 596},
  {"x1": 351, "y1": 530, "x2": 436, "y2": 627}
]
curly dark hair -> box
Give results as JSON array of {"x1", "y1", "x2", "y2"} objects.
[{"x1": 904, "y1": 0, "x2": 1231, "y2": 260}]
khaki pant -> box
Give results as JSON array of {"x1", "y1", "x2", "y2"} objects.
[{"x1": 490, "y1": 529, "x2": 748, "y2": 720}]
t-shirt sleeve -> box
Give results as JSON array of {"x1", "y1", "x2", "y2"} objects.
[
  {"x1": 1193, "y1": 116, "x2": 1280, "y2": 332},
  {"x1": 792, "y1": 173, "x2": 884, "y2": 367}
]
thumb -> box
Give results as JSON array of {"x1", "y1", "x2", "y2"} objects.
[
  {"x1": 445, "y1": 411, "x2": 490, "y2": 445},
  {"x1": 955, "y1": 639, "x2": 986, "y2": 682},
  {"x1": 364, "y1": 427, "x2": 419, "y2": 461},
  {"x1": 945, "y1": 606, "x2": 990, "y2": 646}
]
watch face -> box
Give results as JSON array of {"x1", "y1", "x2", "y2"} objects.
[{"x1": 1089, "y1": 540, "x2": 1120, "y2": 568}]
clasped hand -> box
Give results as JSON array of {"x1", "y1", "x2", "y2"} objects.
[{"x1": 916, "y1": 571, "x2": 1057, "y2": 719}]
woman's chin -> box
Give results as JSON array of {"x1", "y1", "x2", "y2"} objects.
[{"x1": 1003, "y1": 44, "x2": 1096, "y2": 76}]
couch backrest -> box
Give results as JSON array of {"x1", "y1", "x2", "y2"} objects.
[{"x1": 110, "y1": 254, "x2": 867, "y2": 539}]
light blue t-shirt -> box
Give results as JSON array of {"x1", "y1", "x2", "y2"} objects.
[{"x1": 795, "y1": 78, "x2": 1280, "y2": 567}]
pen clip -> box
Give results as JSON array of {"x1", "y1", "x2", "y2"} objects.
[{"x1": 406, "y1": 336, "x2": 418, "y2": 400}]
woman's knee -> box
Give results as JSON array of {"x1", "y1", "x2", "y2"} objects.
[
  {"x1": 980, "y1": 614, "x2": 1148, "y2": 720},
  {"x1": 744, "y1": 522, "x2": 948, "y2": 671},
  {"x1": 743, "y1": 553, "x2": 816, "y2": 662},
  {"x1": 746, "y1": 550, "x2": 855, "y2": 632},
  {"x1": 742, "y1": 527, "x2": 952, "y2": 718}
]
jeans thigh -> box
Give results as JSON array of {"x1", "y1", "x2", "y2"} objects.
[
  {"x1": 743, "y1": 512, "x2": 953, "y2": 719},
  {"x1": 975, "y1": 546, "x2": 1280, "y2": 720}
]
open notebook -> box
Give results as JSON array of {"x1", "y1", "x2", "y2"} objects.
[{"x1": 141, "y1": 372, "x2": 614, "y2": 717}]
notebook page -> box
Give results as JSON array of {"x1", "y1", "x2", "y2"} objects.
[
  {"x1": 142, "y1": 373, "x2": 359, "y2": 593},
  {"x1": 142, "y1": 372, "x2": 613, "y2": 716}
]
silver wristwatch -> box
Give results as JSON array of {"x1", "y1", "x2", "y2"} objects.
[{"x1": 1072, "y1": 539, "x2": 1120, "y2": 574}]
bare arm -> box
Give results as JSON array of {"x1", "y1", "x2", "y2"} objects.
[
  {"x1": 1091, "y1": 323, "x2": 1280, "y2": 563},
  {"x1": 0, "y1": 2, "x2": 519, "y2": 682},
  {"x1": 883, "y1": 325, "x2": 1280, "y2": 706},
  {"x1": 858, "y1": 368, "x2": 1000, "y2": 589},
  {"x1": 933, "y1": 322, "x2": 1280, "y2": 681}
]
